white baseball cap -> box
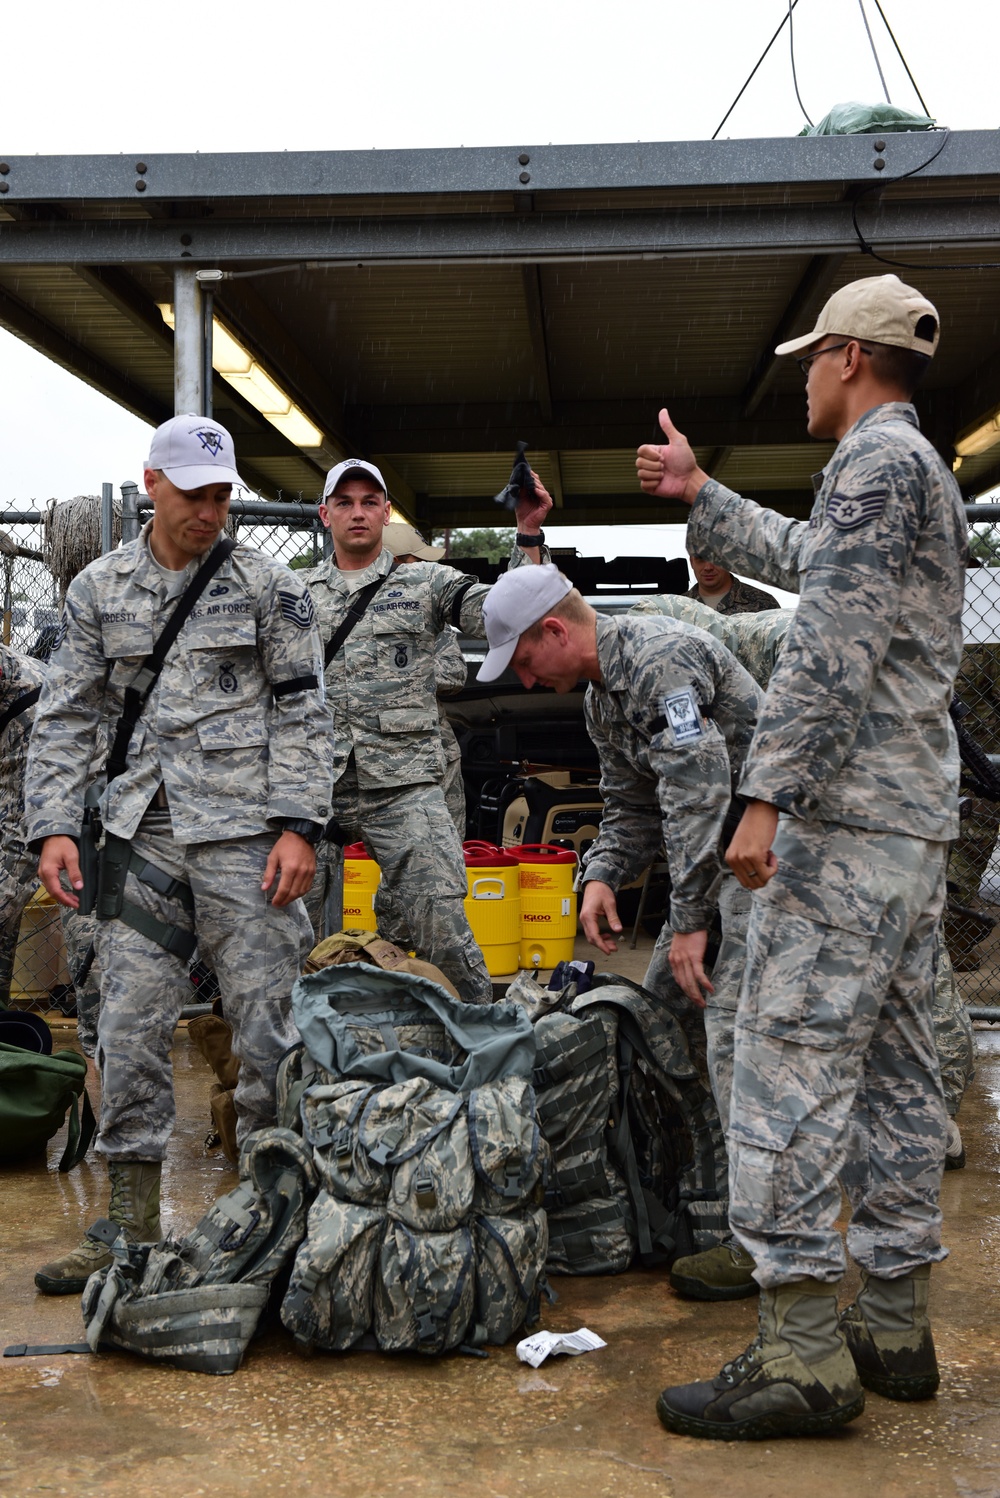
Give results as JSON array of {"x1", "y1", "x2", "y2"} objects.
[
  {"x1": 382, "y1": 522, "x2": 445, "y2": 561},
  {"x1": 477, "y1": 564, "x2": 573, "y2": 682},
  {"x1": 323, "y1": 458, "x2": 388, "y2": 500},
  {"x1": 146, "y1": 414, "x2": 245, "y2": 490}
]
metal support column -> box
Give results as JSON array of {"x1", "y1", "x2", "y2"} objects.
[
  {"x1": 120, "y1": 480, "x2": 140, "y2": 544},
  {"x1": 173, "y1": 267, "x2": 204, "y2": 415},
  {"x1": 100, "y1": 482, "x2": 115, "y2": 555}
]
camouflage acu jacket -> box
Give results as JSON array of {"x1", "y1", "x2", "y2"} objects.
[
  {"x1": 582, "y1": 615, "x2": 763, "y2": 934},
  {"x1": 631, "y1": 596, "x2": 795, "y2": 690},
  {"x1": 0, "y1": 645, "x2": 45, "y2": 860},
  {"x1": 24, "y1": 526, "x2": 333, "y2": 846},
  {"x1": 686, "y1": 402, "x2": 965, "y2": 840},
  {"x1": 687, "y1": 575, "x2": 780, "y2": 614},
  {"x1": 302, "y1": 546, "x2": 533, "y2": 791}
]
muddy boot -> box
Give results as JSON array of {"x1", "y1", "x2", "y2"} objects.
[
  {"x1": 34, "y1": 1161, "x2": 162, "y2": 1296},
  {"x1": 670, "y1": 1237, "x2": 758, "y2": 1301},
  {"x1": 944, "y1": 1118, "x2": 966, "y2": 1171},
  {"x1": 840, "y1": 1265, "x2": 939, "y2": 1401},
  {"x1": 656, "y1": 1278, "x2": 865, "y2": 1440}
]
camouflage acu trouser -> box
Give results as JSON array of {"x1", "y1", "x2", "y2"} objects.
[
  {"x1": 440, "y1": 718, "x2": 467, "y2": 841},
  {"x1": 0, "y1": 840, "x2": 36, "y2": 1002},
  {"x1": 643, "y1": 873, "x2": 751, "y2": 1158},
  {"x1": 729, "y1": 818, "x2": 949, "y2": 1287},
  {"x1": 332, "y1": 764, "x2": 492, "y2": 1005},
  {"x1": 93, "y1": 807, "x2": 308, "y2": 1162},
  {"x1": 933, "y1": 935, "x2": 975, "y2": 1117}
]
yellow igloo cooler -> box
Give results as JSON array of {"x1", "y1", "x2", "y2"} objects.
[
  {"x1": 342, "y1": 843, "x2": 381, "y2": 933},
  {"x1": 462, "y1": 842, "x2": 522, "y2": 976},
  {"x1": 511, "y1": 844, "x2": 578, "y2": 969}
]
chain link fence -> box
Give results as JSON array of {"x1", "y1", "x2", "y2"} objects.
[{"x1": 4, "y1": 493, "x2": 1000, "y2": 1021}]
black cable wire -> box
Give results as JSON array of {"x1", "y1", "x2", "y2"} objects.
[
  {"x1": 871, "y1": 0, "x2": 932, "y2": 117},
  {"x1": 858, "y1": 0, "x2": 891, "y2": 104},
  {"x1": 788, "y1": 0, "x2": 814, "y2": 127},
  {"x1": 850, "y1": 128, "x2": 1000, "y2": 272},
  {"x1": 711, "y1": 0, "x2": 803, "y2": 141}
]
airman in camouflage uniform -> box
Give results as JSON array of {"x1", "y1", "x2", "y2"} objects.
[
  {"x1": 687, "y1": 556, "x2": 780, "y2": 614},
  {"x1": 0, "y1": 645, "x2": 48, "y2": 1004},
  {"x1": 25, "y1": 415, "x2": 332, "y2": 1296},
  {"x1": 0, "y1": 645, "x2": 102, "y2": 1052},
  {"x1": 475, "y1": 565, "x2": 762, "y2": 1225},
  {"x1": 434, "y1": 629, "x2": 470, "y2": 839},
  {"x1": 633, "y1": 594, "x2": 975, "y2": 1129},
  {"x1": 642, "y1": 276, "x2": 965, "y2": 1439},
  {"x1": 945, "y1": 641, "x2": 1000, "y2": 969},
  {"x1": 301, "y1": 460, "x2": 550, "y2": 1002}
]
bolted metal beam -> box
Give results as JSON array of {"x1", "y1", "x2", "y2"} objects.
[{"x1": 2, "y1": 199, "x2": 999, "y2": 267}]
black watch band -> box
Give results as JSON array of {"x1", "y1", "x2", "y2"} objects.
[
  {"x1": 516, "y1": 530, "x2": 545, "y2": 547},
  {"x1": 278, "y1": 818, "x2": 323, "y2": 846}
]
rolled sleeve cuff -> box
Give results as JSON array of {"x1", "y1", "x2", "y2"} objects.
[
  {"x1": 669, "y1": 900, "x2": 713, "y2": 936},
  {"x1": 27, "y1": 822, "x2": 81, "y2": 854},
  {"x1": 580, "y1": 857, "x2": 623, "y2": 890}
]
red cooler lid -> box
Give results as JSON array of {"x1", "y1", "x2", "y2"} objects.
[
  {"x1": 343, "y1": 842, "x2": 374, "y2": 860},
  {"x1": 510, "y1": 842, "x2": 578, "y2": 864},
  {"x1": 462, "y1": 840, "x2": 519, "y2": 868}
]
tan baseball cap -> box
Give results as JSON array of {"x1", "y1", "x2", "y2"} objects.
[
  {"x1": 775, "y1": 274, "x2": 940, "y2": 358},
  {"x1": 382, "y1": 522, "x2": 445, "y2": 561}
]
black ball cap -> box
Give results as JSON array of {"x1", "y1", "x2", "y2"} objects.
[{"x1": 0, "y1": 1008, "x2": 53, "y2": 1055}]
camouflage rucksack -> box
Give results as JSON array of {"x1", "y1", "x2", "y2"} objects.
[
  {"x1": 576, "y1": 974, "x2": 728, "y2": 1267},
  {"x1": 80, "y1": 1128, "x2": 317, "y2": 1374},
  {"x1": 509, "y1": 970, "x2": 727, "y2": 1274},
  {"x1": 278, "y1": 963, "x2": 550, "y2": 1355}
]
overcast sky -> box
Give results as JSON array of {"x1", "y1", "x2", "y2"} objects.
[{"x1": 1, "y1": 0, "x2": 997, "y2": 579}]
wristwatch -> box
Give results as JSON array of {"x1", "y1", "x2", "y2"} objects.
[
  {"x1": 516, "y1": 530, "x2": 545, "y2": 547},
  {"x1": 278, "y1": 818, "x2": 324, "y2": 846}
]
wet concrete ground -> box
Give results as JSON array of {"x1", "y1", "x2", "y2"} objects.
[{"x1": 3, "y1": 938, "x2": 1000, "y2": 1498}]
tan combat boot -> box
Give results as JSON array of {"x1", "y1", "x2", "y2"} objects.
[
  {"x1": 840, "y1": 1264, "x2": 939, "y2": 1401},
  {"x1": 657, "y1": 1277, "x2": 865, "y2": 1440},
  {"x1": 34, "y1": 1160, "x2": 162, "y2": 1296},
  {"x1": 670, "y1": 1237, "x2": 758, "y2": 1300}
]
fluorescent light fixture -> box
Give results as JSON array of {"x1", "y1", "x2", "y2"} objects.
[
  {"x1": 156, "y1": 304, "x2": 326, "y2": 452},
  {"x1": 955, "y1": 406, "x2": 1000, "y2": 459}
]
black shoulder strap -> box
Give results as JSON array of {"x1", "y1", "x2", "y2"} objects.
[
  {"x1": 106, "y1": 536, "x2": 237, "y2": 784},
  {"x1": 0, "y1": 685, "x2": 41, "y2": 738},
  {"x1": 324, "y1": 556, "x2": 401, "y2": 667}
]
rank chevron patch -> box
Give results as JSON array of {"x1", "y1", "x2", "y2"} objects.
[
  {"x1": 277, "y1": 590, "x2": 315, "y2": 629},
  {"x1": 826, "y1": 488, "x2": 888, "y2": 531}
]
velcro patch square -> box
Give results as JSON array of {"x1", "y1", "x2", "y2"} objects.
[{"x1": 658, "y1": 687, "x2": 704, "y2": 745}]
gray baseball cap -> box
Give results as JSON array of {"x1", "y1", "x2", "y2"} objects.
[{"x1": 477, "y1": 564, "x2": 573, "y2": 682}]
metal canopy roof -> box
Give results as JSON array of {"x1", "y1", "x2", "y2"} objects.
[{"x1": 0, "y1": 130, "x2": 998, "y2": 528}]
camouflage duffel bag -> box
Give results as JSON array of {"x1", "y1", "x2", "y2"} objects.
[{"x1": 80, "y1": 1128, "x2": 317, "y2": 1374}]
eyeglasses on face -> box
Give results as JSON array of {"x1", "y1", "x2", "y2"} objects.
[{"x1": 796, "y1": 341, "x2": 873, "y2": 376}]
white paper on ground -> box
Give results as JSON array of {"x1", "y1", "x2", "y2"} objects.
[{"x1": 515, "y1": 1327, "x2": 607, "y2": 1368}]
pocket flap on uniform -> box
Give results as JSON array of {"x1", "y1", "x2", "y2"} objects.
[
  {"x1": 727, "y1": 1100, "x2": 797, "y2": 1154},
  {"x1": 757, "y1": 862, "x2": 882, "y2": 938},
  {"x1": 377, "y1": 708, "x2": 433, "y2": 735},
  {"x1": 196, "y1": 708, "x2": 268, "y2": 752}
]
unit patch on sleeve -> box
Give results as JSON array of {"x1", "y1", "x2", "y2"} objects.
[
  {"x1": 277, "y1": 590, "x2": 316, "y2": 629},
  {"x1": 658, "y1": 688, "x2": 704, "y2": 745},
  {"x1": 826, "y1": 489, "x2": 888, "y2": 531}
]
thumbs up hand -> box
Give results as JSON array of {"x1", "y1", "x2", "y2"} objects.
[{"x1": 635, "y1": 408, "x2": 707, "y2": 506}]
